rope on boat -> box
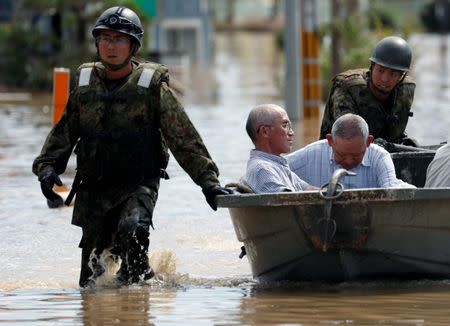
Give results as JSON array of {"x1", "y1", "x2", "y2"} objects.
[{"x1": 317, "y1": 169, "x2": 356, "y2": 252}]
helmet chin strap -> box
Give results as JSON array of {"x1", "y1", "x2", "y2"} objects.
[{"x1": 101, "y1": 55, "x2": 132, "y2": 71}]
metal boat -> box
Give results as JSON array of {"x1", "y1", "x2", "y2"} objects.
[{"x1": 217, "y1": 148, "x2": 450, "y2": 282}]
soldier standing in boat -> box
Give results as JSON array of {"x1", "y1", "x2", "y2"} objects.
[
  {"x1": 32, "y1": 6, "x2": 232, "y2": 287},
  {"x1": 319, "y1": 36, "x2": 417, "y2": 147}
]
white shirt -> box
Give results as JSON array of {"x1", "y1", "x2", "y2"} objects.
[
  {"x1": 425, "y1": 143, "x2": 450, "y2": 187},
  {"x1": 240, "y1": 150, "x2": 310, "y2": 193},
  {"x1": 286, "y1": 140, "x2": 414, "y2": 189}
]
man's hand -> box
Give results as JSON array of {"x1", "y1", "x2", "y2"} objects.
[
  {"x1": 202, "y1": 185, "x2": 234, "y2": 211},
  {"x1": 38, "y1": 169, "x2": 64, "y2": 208}
]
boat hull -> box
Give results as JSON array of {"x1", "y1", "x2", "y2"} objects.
[{"x1": 221, "y1": 188, "x2": 450, "y2": 282}]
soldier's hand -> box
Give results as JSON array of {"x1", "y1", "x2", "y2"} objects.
[
  {"x1": 38, "y1": 169, "x2": 64, "y2": 208},
  {"x1": 373, "y1": 137, "x2": 388, "y2": 148},
  {"x1": 400, "y1": 137, "x2": 419, "y2": 147},
  {"x1": 202, "y1": 185, "x2": 234, "y2": 211}
]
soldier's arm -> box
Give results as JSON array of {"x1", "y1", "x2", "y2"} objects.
[
  {"x1": 158, "y1": 82, "x2": 220, "y2": 189},
  {"x1": 32, "y1": 94, "x2": 80, "y2": 177},
  {"x1": 320, "y1": 85, "x2": 356, "y2": 138},
  {"x1": 329, "y1": 85, "x2": 357, "y2": 119}
]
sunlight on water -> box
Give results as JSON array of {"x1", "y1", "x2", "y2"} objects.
[{"x1": 151, "y1": 249, "x2": 178, "y2": 276}]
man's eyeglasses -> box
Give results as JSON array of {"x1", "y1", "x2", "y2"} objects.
[
  {"x1": 97, "y1": 35, "x2": 130, "y2": 46},
  {"x1": 257, "y1": 121, "x2": 293, "y2": 133},
  {"x1": 280, "y1": 121, "x2": 293, "y2": 132}
]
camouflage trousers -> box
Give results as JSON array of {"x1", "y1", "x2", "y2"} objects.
[{"x1": 78, "y1": 194, "x2": 155, "y2": 287}]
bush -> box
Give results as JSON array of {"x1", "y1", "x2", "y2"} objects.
[
  {"x1": 0, "y1": 24, "x2": 93, "y2": 90},
  {"x1": 0, "y1": 25, "x2": 60, "y2": 89},
  {"x1": 0, "y1": 25, "x2": 35, "y2": 88},
  {"x1": 368, "y1": 5, "x2": 398, "y2": 31}
]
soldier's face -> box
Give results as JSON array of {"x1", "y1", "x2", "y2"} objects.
[
  {"x1": 371, "y1": 64, "x2": 404, "y2": 94},
  {"x1": 327, "y1": 135, "x2": 373, "y2": 170},
  {"x1": 97, "y1": 30, "x2": 131, "y2": 65}
]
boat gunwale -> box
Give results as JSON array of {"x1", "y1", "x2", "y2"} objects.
[{"x1": 217, "y1": 187, "x2": 450, "y2": 208}]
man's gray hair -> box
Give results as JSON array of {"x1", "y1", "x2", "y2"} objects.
[
  {"x1": 331, "y1": 113, "x2": 369, "y2": 141},
  {"x1": 246, "y1": 104, "x2": 284, "y2": 144}
]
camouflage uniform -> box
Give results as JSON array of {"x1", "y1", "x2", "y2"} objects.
[
  {"x1": 32, "y1": 60, "x2": 221, "y2": 286},
  {"x1": 319, "y1": 68, "x2": 416, "y2": 143}
]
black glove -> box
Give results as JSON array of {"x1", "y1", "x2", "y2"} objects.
[
  {"x1": 400, "y1": 137, "x2": 419, "y2": 147},
  {"x1": 202, "y1": 185, "x2": 234, "y2": 211},
  {"x1": 38, "y1": 169, "x2": 64, "y2": 208},
  {"x1": 374, "y1": 137, "x2": 398, "y2": 152},
  {"x1": 373, "y1": 137, "x2": 388, "y2": 148}
]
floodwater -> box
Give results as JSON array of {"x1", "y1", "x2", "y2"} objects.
[{"x1": 0, "y1": 31, "x2": 449, "y2": 325}]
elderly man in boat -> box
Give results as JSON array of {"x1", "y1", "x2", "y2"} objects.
[
  {"x1": 425, "y1": 141, "x2": 450, "y2": 187},
  {"x1": 287, "y1": 113, "x2": 414, "y2": 189},
  {"x1": 240, "y1": 104, "x2": 317, "y2": 193}
]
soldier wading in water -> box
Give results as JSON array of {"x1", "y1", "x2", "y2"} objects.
[{"x1": 32, "y1": 6, "x2": 232, "y2": 287}]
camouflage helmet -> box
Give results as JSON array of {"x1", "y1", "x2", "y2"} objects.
[
  {"x1": 369, "y1": 36, "x2": 412, "y2": 72},
  {"x1": 92, "y1": 7, "x2": 144, "y2": 45}
]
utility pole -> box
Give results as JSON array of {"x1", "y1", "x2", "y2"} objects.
[
  {"x1": 284, "y1": 0, "x2": 302, "y2": 121},
  {"x1": 331, "y1": 0, "x2": 342, "y2": 77}
]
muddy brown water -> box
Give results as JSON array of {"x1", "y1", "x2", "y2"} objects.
[{"x1": 1, "y1": 32, "x2": 449, "y2": 325}]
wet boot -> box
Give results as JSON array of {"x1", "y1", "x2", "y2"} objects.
[
  {"x1": 116, "y1": 226, "x2": 154, "y2": 285},
  {"x1": 116, "y1": 255, "x2": 155, "y2": 285},
  {"x1": 79, "y1": 247, "x2": 106, "y2": 288}
]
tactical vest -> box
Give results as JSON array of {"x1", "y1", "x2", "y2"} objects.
[
  {"x1": 329, "y1": 68, "x2": 415, "y2": 142},
  {"x1": 73, "y1": 60, "x2": 170, "y2": 184}
]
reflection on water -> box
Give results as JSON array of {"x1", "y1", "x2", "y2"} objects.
[
  {"x1": 81, "y1": 288, "x2": 153, "y2": 325},
  {"x1": 239, "y1": 280, "x2": 450, "y2": 325},
  {"x1": 1, "y1": 31, "x2": 450, "y2": 325},
  {"x1": 3, "y1": 280, "x2": 450, "y2": 325}
]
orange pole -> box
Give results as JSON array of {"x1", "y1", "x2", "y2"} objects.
[
  {"x1": 302, "y1": 31, "x2": 321, "y2": 120},
  {"x1": 52, "y1": 68, "x2": 71, "y2": 195},
  {"x1": 311, "y1": 32, "x2": 321, "y2": 103},
  {"x1": 299, "y1": 0, "x2": 321, "y2": 141},
  {"x1": 302, "y1": 30, "x2": 310, "y2": 114},
  {"x1": 52, "y1": 68, "x2": 70, "y2": 125}
]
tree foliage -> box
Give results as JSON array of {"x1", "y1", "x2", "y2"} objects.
[
  {"x1": 1, "y1": 0, "x2": 154, "y2": 90},
  {"x1": 319, "y1": 2, "x2": 418, "y2": 101}
]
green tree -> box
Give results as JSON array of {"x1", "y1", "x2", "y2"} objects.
[
  {"x1": 320, "y1": 2, "x2": 418, "y2": 102},
  {"x1": 1, "y1": 0, "x2": 152, "y2": 90}
]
